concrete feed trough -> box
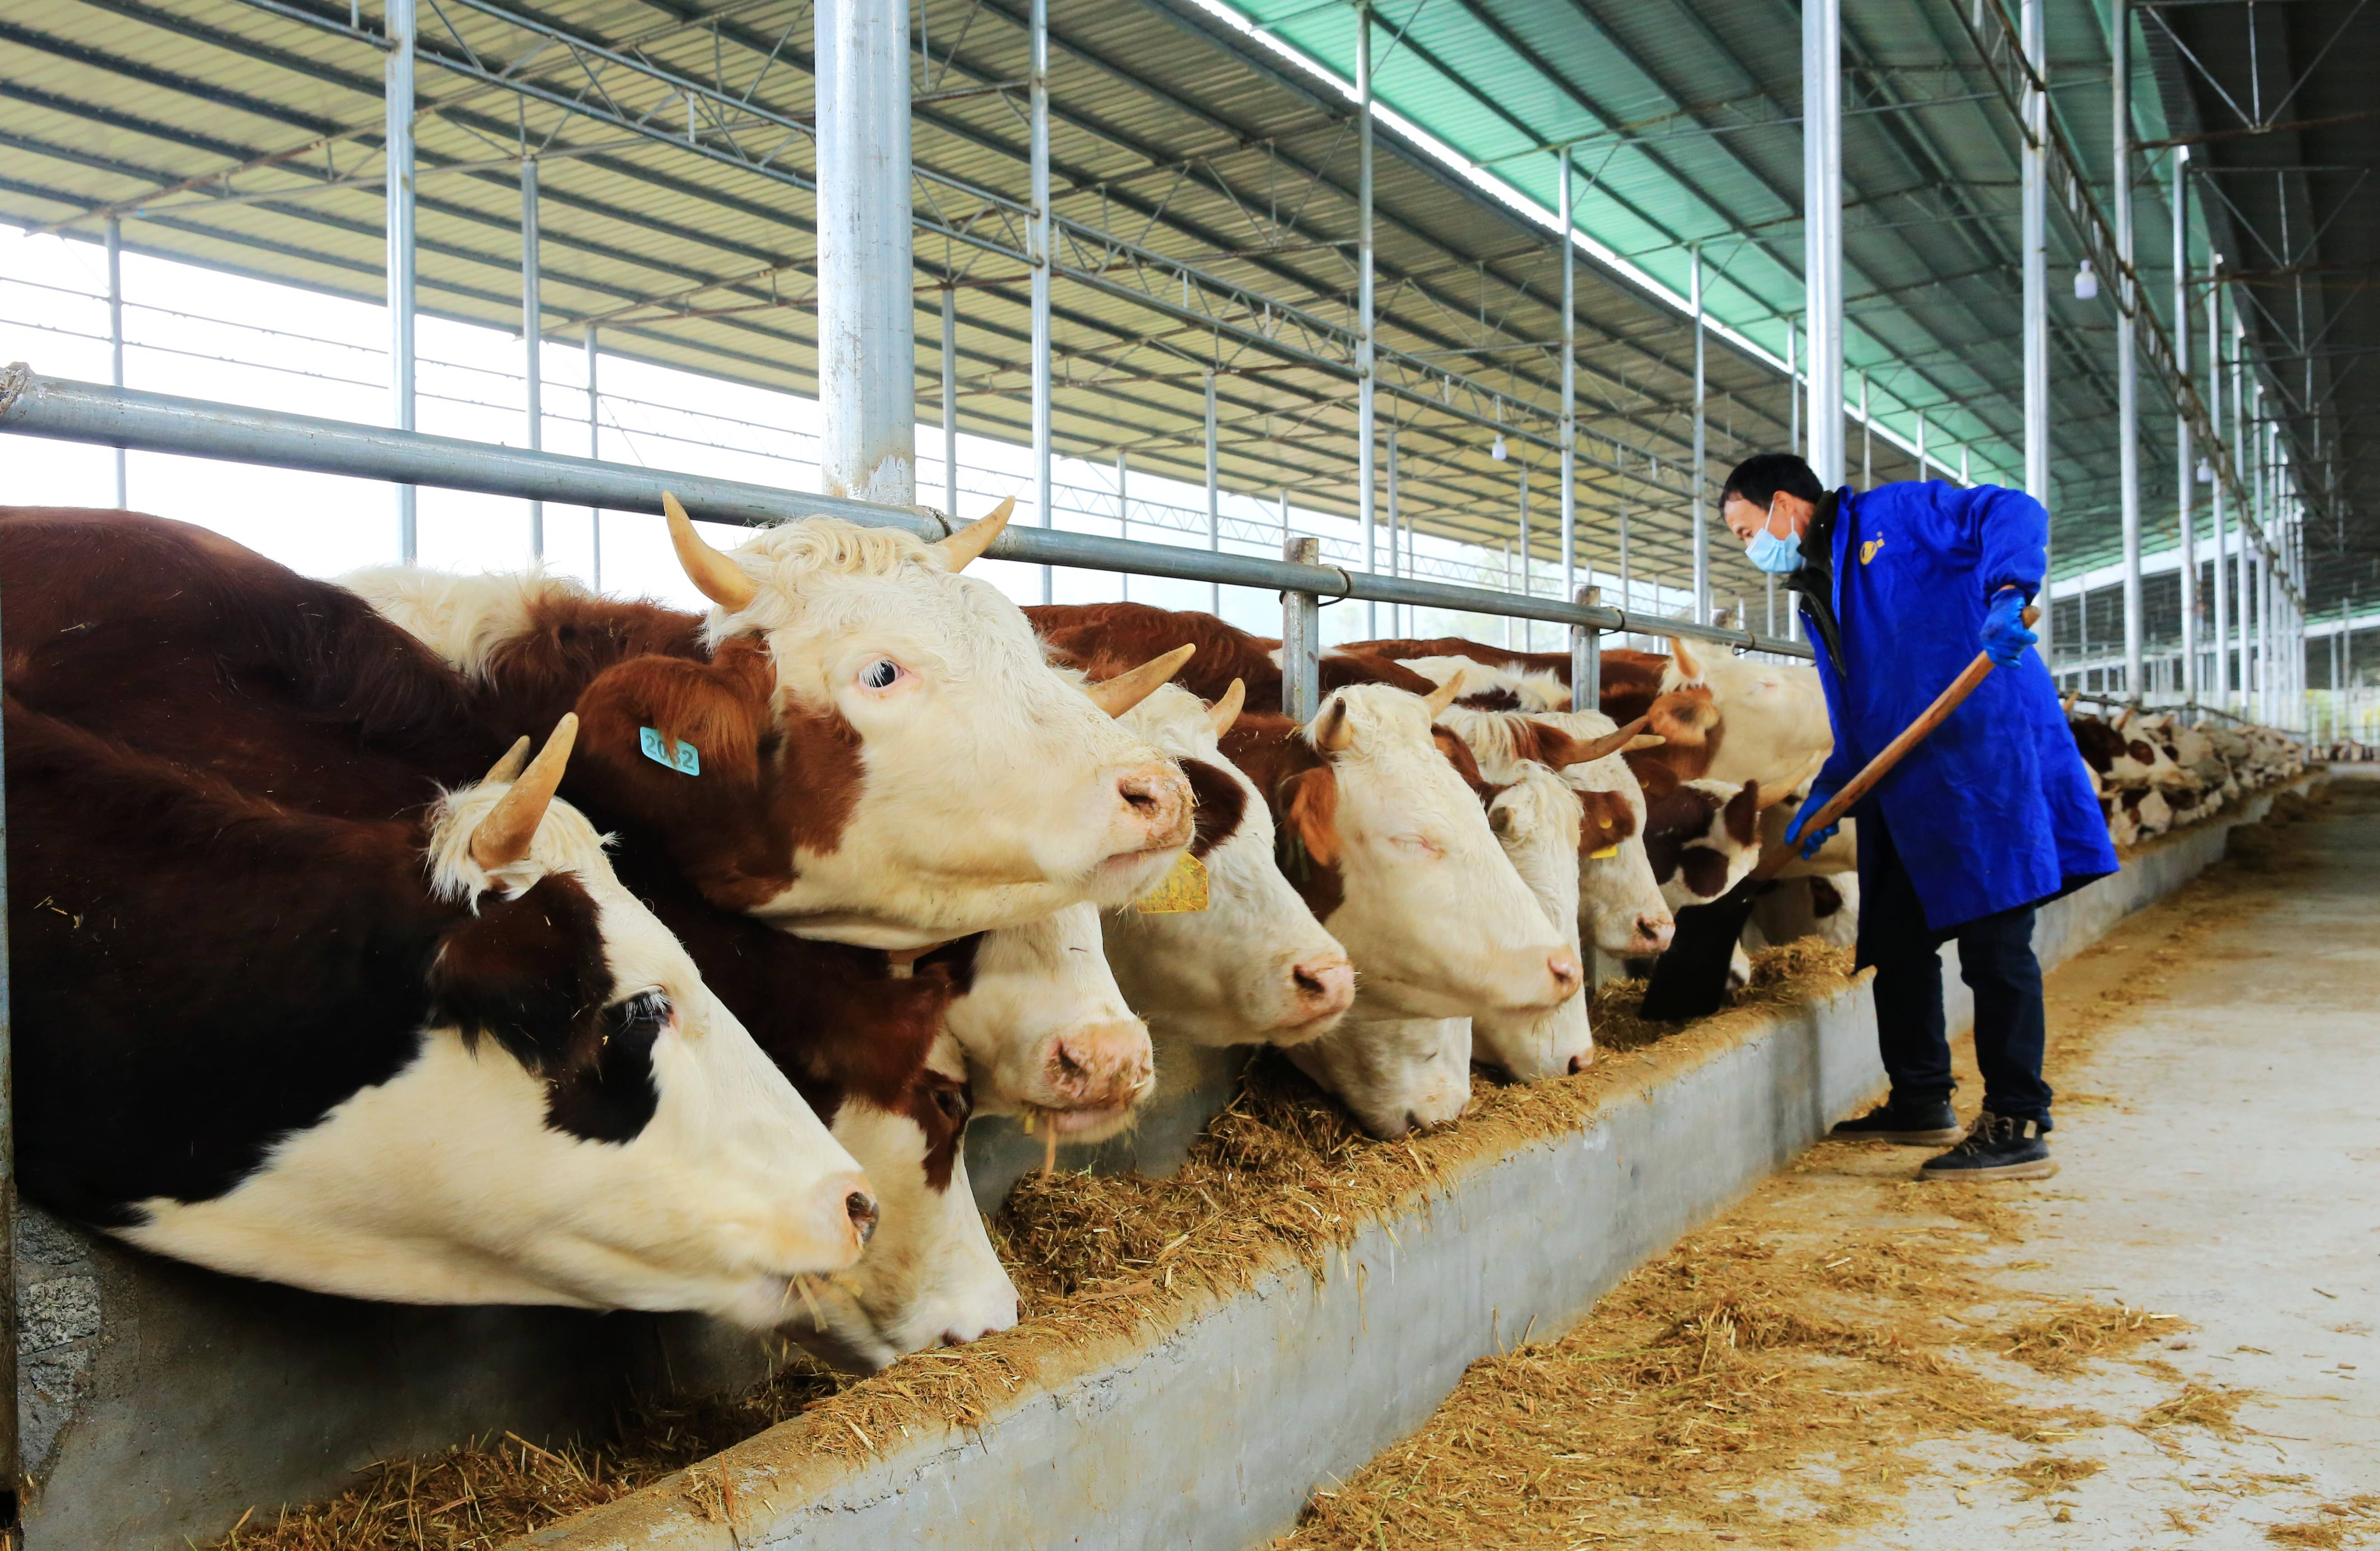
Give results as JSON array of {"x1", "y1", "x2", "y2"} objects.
[{"x1": 505, "y1": 778, "x2": 2315, "y2": 1551}]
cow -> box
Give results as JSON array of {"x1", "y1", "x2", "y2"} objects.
[
  {"x1": 1641, "y1": 772, "x2": 1765, "y2": 910},
  {"x1": 7, "y1": 705, "x2": 878, "y2": 1323},
  {"x1": 1435, "y1": 703, "x2": 1676, "y2": 959},
  {"x1": 942, "y1": 902, "x2": 1154, "y2": 1139},
  {"x1": 346, "y1": 497, "x2": 1196, "y2": 949},
  {"x1": 1288, "y1": 1015, "x2": 1475, "y2": 1139},
  {"x1": 1101, "y1": 681, "x2": 1357, "y2": 1048},
  {"x1": 1473, "y1": 763, "x2": 1595, "y2": 1079},
  {"x1": 1218, "y1": 682, "x2": 1583, "y2": 1022}
]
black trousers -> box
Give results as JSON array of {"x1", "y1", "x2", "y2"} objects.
[{"x1": 1856, "y1": 814, "x2": 2054, "y2": 1130}]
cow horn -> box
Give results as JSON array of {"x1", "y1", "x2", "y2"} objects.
[
  {"x1": 1668, "y1": 634, "x2": 1705, "y2": 685},
  {"x1": 483, "y1": 734, "x2": 533, "y2": 785},
  {"x1": 470, "y1": 713, "x2": 578, "y2": 871},
  {"x1": 1565, "y1": 711, "x2": 1655, "y2": 766},
  {"x1": 1421, "y1": 668, "x2": 1466, "y2": 719},
  {"x1": 1626, "y1": 733, "x2": 1667, "y2": 751},
  {"x1": 1207, "y1": 678, "x2": 1247, "y2": 737},
  {"x1": 1313, "y1": 694, "x2": 1354, "y2": 752},
  {"x1": 1084, "y1": 642, "x2": 1195, "y2": 716},
  {"x1": 938, "y1": 496, "x2": 1014, "y2": 571},
  {"x1": 2062, "y1": 688, "x2": 2080, "y2": 715},
  {"x1": 663, "y1": 493, "x2": 759, "y2": 612}
]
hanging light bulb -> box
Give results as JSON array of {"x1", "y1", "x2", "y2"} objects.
[
  {"x1": 2073, "y1": 259, "x2": 2099, "y2": 301},
  {"x1": 1491, "y1": 432, "x2": 1509, "y2": 462},
  {"x1": 2197, "y1": 458, "x2": 2216, "y2": 484}
]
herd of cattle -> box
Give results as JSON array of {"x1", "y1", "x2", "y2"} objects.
[{"x1": 1, "y1": 500, "x2": 2310, "y2": 1375}]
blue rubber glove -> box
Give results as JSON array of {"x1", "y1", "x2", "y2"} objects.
[
  {"x1": 1785, "y1": 787, "x2": 1839, "y2": 860},
  {"x1": 1981, "y1": 587, "x2": 2037, "y2": 668}
]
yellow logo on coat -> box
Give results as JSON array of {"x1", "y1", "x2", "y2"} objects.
[{"x1": 1860, "y1": 536, "x2": 1886, "y2": 565}]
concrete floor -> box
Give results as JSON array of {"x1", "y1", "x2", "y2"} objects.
[{"x1": 1874, "y1": 775, "x2": 2380, "y2": 1546}]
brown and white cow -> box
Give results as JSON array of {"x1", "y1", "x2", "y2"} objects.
[
  {"x1": 1102, "y1": 682, "x2": 1356, "y2": 1048},
  {"x1": 1435, "y1": 701, "x2": 1677, "y2": 959},
  {"x1": 347, "y1": 498, "x2": 1195, "y2": 949},
  {"x1": 8, "y1": 701, "x2": 877, "y2": 1324}
]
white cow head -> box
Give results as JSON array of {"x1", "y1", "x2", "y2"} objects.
[
  {"x1": 1663, "y1": 636, "x2": 1833, "y2": 799},
  {"x1": 1238, "y1": 683, "x2": 1583, "y2": 1021},
  {"x1": 348, "y1": 500, "x2": 1199, "y2": 950},
  {"x1": 1643, "y1": 776, "x2": 1765, "y2": 910},
  {"x1": 1438, "y1": 704, "x2": 1675, "y2": 958},
  {"x1": 661, "y1": 501, "x2": 1198, "y2": 946},
  {"x1": 1287, "y1": 1015, "x2": 1472, "y2": 1140},
  {"x1": 126, "y1": 722, "x2": 878, "y2": 1329},
  {"x1": 787, "y1": 1032, "x2": 1017, "y2": 1371},
  {"x1": 1102, "y1": 682, "x2": 1356, "y2": 1047},
  {"x1": 942, "y1": 903, "x2": 1155, "y2": 1144},
  {"x1": 1473, "y1": 764, "x2": 1595, "y2": 1080}
]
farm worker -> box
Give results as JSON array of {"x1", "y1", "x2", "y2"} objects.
[{"x1": 1720, "y1": 452, "x2": 2116, "y2": 1182}]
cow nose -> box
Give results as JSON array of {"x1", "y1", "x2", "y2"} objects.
[
  {"x1": 1640, "y1": 915, "x2": 1676, "y2": 952},
  {"x1": 1116, "y1": 762, "x2": 1193, "y2": 844},
  {"x1": 1568, "y1": 1050, "x2": 1595, "y2": 1075},
  {"x1": 1045, "y1": 1020, "x2": 1154, "y2": 1109},
  {"x1": 845, "y1": 1189, "x2": 879, "y2": 1246},
  {"x1": 1290, "y1": 956, "x2": 1356, "y2": 1017}
]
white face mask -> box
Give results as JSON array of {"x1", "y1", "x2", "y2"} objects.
[{"x1": 1743, "y1": 495, "x2": 1802, "y2": 574}]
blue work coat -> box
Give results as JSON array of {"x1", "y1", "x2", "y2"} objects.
[{"x1": 1804, "y1": 480, "x2": 2116, "y2": 933}]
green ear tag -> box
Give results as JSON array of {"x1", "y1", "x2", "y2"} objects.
[{"x1": 639, "y1": 727, "x2": 700, "y2": 776}]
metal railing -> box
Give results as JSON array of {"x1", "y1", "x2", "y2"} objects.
[{"x1": 0, "y1": 367, "x2": 1817, "y2": 686}]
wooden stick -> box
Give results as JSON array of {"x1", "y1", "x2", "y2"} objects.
[{"x1": 1752, "y1": 606, "x2": 2038, "y2": 886}]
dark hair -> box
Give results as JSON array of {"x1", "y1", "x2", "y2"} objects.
[{"x1": 1721, "y1": 452, "x2": 1826, "y2": 510}]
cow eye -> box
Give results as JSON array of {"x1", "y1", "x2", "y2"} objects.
[
  {"x1": 930, "y1": 1082, "x2": 971, "y2": 1124},
  {"x1": 606, "y1": 991, "x2": 671, "y2": 1040},
  {"x1": 1392, "y1": 833, "x2": 1444, "y2": 858},
  {"x1": 858, "y1": 658, "x2": 905, "y2": 692}
]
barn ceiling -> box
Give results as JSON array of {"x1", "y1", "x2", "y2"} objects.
[{"x1": 0, "y1": 0, "x2": 2369, "y2": 617}]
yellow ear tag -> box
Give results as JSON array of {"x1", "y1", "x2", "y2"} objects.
[
  {"x1": 1588, "y1": 844, "x2": 1621, "y2": 861},
  {"x1": 1134, "y1": 851, "x2": 1209, "y2": 913}
]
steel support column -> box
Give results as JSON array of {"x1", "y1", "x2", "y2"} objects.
[
  {"x1": 1517, "y1": 461, "x2": 1532, "y2": 646},
  {"x1": 2113, "y1": 1, "x2": 2141, "y2": 702},
  {"x1": 1859, "y1": 371, "x2": 1870, "y2": 488},
  {"x1": 107, "y1": 216, "x2": 126, "y2": 508},
  {"x1": 387, "y1": 0, "x2": 418, "y2": 560},
  {"x1": 520, "y1": 155, "x2": 543, "y2": 559},
  {"x1": 1387, "y1": 428, "x2": 1402, "y2": 634},
  {"x1": 2172, "y1": 149, "x2": 2195, "y2": 703},
  {"x1": 2020, "y1": 0, "x2": 2049, "y2": 559},
  {"x1": 816, "y1": 0, "x2": 916, "y2": 507},
  {"x1": 1690, "y1": 247, "x2": 1707, "y2": 623},
  {"x1": 1558, "y1": 144, "x2": 1577, "y2": 614},
  {"x1": 1029, "y1": 0, "x2": 1053, "y2": 602},
  {"x1": 1204, "y1": 365, "x2": 1220, "y2": 615},
  {"x1": 1354, "y1": 1, "x2": 1377, "y2": 637},
  {"x1": 2232, "y1": 318, "x2": 2249, "y2": 704},
  {"x1": 1282, "y1": 536, "x2": 1322, "y2": 723},
  {"x1": 1803, "y1": 0, "x2": 1843, "y2": 491},
  {"x1": 941, "y1": 287, "x2": 959, "y2": 515}
]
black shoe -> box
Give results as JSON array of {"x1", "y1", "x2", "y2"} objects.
[
  {"x1": 1921, "y1": 1111, "x2": 2058, "y2": 1181},
  {"x1": 1831, "y1": 1095, "x2": 1963, "y2": 1146}
]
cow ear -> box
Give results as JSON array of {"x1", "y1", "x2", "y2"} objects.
[
  {"x1": 571, "y1": 644, "x2": 773, "y2": 787},
  {"x1": 1283, "y1": 767, "x2": 1341, "y2": 868},
  {"x1": 1648, "y1": 691, "x2": 1715, "y2": 749},
  {"x1": 1723, "y1": 781, "x2": 1762, "y2": 846}
]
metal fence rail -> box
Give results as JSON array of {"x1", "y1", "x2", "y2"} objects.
[{"x1": 0, "y1": 365, "x2": 1815, "y2": 663}]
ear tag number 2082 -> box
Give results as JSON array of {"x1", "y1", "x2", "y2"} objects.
[{"x1": 639, "y1": 726, "x2": 701, "y2": 777}]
